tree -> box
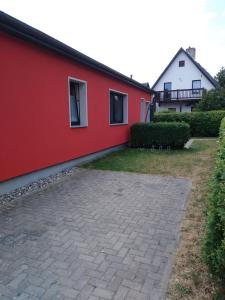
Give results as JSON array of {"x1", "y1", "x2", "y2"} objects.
[
  {"x1": 215, "y1": 66, "x2": 225, "y2": 88},
  {"x1": 196, "y1": 67, "x2": 225, "y2": 111},
  {"x1": 196, "y1": 88, "x2": 225, "y2": 111}
]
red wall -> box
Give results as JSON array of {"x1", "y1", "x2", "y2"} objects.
[{"x1": 0, "y1": 32, "x2": 151, "y2": 181}]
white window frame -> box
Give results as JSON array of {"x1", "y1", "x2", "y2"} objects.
[
  {"x1": 109, "y1": 89, "x2": 128, "y2": 126},
  {"x1": 68, "y1": 76, "x2": 88, "y2": 128}
]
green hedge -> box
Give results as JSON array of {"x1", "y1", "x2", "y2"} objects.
[
  {"x1": 130, "y1": 122, "x2": 190, "y2": 149},
  {"x1": 202, "y1": 117, "x2": 225, "y2": 282},
  {"x1": 154, "y1": 111, "x2": 225, "y2": 137}
]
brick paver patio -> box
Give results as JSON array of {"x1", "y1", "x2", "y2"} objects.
[{"x1": 0, "y1": 168, "x2": 191, "y2": 300}]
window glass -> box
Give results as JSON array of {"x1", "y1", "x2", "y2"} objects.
[
  {"x1": 179, "y1": 60, "x2": 185, "y2": 67},
  {"x1": 70, "y1": 81, "x2": 80, "y2": 125},
  {"x1": 110, "y1": 92, "x2": 124, "y2": 124},
  {"x1": 69, "y1": 79, "x2": 87, "y2": 127},
  {"x1": 192, "y1": 80, "x2": 201, "y2": 89},
  {"x1": 164, "y1": 82, "x2": 172, "y2": 90},
  {"x1": 140, "y1": 99, "x2": 145, "y2": 122},
  {"x1": 192, "y1": 80, "x2": 201, "y2": 95}
]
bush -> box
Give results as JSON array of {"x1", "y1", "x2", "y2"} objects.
[
  {"x1": 154, "y1": 111, "x2": 225, "y2": 137},
  {"x1": 196, "y1": 88, "x2": 225, "y2": 111},
  {"x1": 130, "y1": 122, "x2": 190, "y2": 149},
  {"x1": 202, "y1": 117, "x2": 225, "y2": 283}
]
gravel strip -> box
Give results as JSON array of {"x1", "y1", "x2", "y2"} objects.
[{"x1": 0, "y1": 166, "x2": 79, "y2": 209}]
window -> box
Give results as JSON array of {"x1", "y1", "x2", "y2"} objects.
[
  {"x1": 110, "y1": 90, "x2": 128, "y2": 125},
  {"x1": 179, "y1": 60, "x2": 185, "y2": 67},
  {"x1": 145, "y1": 101, "x2": 150, "y2": 122},
  {"x1": 164, "y1": 82, "x2": 172, "y2": 101},
  {"x1": 192, "y1": 80, "x2": 201, "y2": 95},
  {"x1": 140, "y1": 98, "x2": 145, "y2": 122},
  {"x1": 192, "y1": 80, "x2": 201, "y2": 89},
  {"x1": 164, "y1": 82, "x2": 172, "y2": 91},
  {"x1": 69, "y1": 81, "x2": 80, "y2": 126},
  {"x1": 69, "y1": 78, "x2": 88, "y2": 127}
]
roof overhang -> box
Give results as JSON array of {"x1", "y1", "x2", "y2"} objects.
[{"x1": 0, "y1": 11, "x2": 154, "y2": 94}]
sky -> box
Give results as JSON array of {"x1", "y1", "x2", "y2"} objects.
[{"x1": 0, "y1": 0, "x2": 224, "y2": 86}]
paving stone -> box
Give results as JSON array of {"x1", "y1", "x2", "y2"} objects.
[
  {"x1": 12, "y1": 292, "x2": 31, "y2": 300},
  {"x1": 88, "y1": 296, "x2": 99, "y2": 300},
  {"x1": 59, "y1": 287, "x2": 79, "y2": 298},
  {"x1": 93, "y1": 287, "x2": 113, "y2": 299},
  {"x1": 0, "y1": 169, "x2": 191, "y2": 299},
  {"x1": 8, "y1": 273, "x2": 27, "y2": 289},
  {"x1": 122, "y1": 279, "x2": 142, "y2": 291},
  {"x1": 25, "y1": 285, "x2": 45, "y2": 298},
  {"x1": 114, "y1": 286, "x2": 129, "y2": 300},
  {"x1": 126, "y1": 289, "x2": 150, "y2": 300}
]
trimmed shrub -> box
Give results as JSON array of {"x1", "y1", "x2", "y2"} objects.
[
  {"x1": 130, "y1": 122, "x2": 190, "y2": 149},
  {"x1": 202, "y1": 117, "x2": 225, "y2": 282},
  {"x1": 154, "y1": 111, "x2": 225, "y2": 137}
]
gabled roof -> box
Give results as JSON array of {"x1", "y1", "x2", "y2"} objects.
[
  {"x1": 152, "y1": 47, "x2": 219, "y2": 89},
  {"x1": 0, "y1": 11, "x2": 153, "y2": 94}
]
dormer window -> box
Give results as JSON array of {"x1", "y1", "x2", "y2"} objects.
[{"x1": 179, "y1": 60, "x2": 185, "y2": 67}]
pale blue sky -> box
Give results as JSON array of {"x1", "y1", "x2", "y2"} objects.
[{"x1": 0, "y1": 0, "x2": 224, "y2": 85}]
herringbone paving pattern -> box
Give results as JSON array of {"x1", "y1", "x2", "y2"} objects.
[{"x1": 0, "y1": 169, "x2": 191, "y2": 300}]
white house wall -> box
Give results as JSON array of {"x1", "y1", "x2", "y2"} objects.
[
  {"x1": 156, "y1": 103, "x2": 192, "y2": 113},
  {"x1": 153, "y1": 52, "x2": 215, "y2": 91}
]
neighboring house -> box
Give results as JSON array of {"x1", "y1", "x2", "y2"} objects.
[
  {"x1": 152, "y1": 47, "x2": 219, "y2": 112},
  {"x1": 0, "y1": 11, "x2": 153, "y2": 188}
]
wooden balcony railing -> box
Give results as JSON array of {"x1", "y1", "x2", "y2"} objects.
[{"x1": 157, "y1": 88, "x2": 205, "y2": 102}]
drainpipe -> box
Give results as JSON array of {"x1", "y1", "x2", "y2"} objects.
[{"x1": 146, "y1": 91, "x2": 158, "y2": 122}]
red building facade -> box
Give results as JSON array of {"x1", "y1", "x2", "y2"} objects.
[{"x1": 0, "y1": 12, "x2": 153, "y2": 182}]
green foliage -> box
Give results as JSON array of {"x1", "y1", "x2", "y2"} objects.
[
  {"x1": 212, "y1": 287, "x2": 225, "y2": 300},
  {"x1": 130, "y1": 122, "x2": 190, "y2": 149},
  {"x1": 175, "y1": 283, "x2": 192, "y2": 297},
  {"x1": 215, "y1": 66, "x2": 225, "y2": 88},
  {"x1": 196, "y1": 67, "x2": 225, "y2": 111},
  {"x1": 202, "y1": 117, "x2": 225, "y2": 283},
  {"x1": 196, "y1": 88, "x2": 225, "y2": 111},
  {"x1": 154, "y1": 111, "x2": 225, "y2": 137}
]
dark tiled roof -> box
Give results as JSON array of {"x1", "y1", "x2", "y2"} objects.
[
  {"x1": 0, "y1": 11, "x2": 153, "y2": 93},
  {"x1": 142, "y1": 82, "x2": 150, "y2": 88},
  {"x1": 152, "y1": 47, "x2": 219, "y2": 89}
]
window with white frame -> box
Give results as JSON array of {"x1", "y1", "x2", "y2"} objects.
[
  {"x1": 192, "y1": 80, "x2": 201, "y2": 95},
  {"x1": 140, "y1": 98, "x2": 145, "y2": 122},
  {"x1": 69, "y1": 78, "x2": 88, "y2": 127},
  {"x1": 110, "y1": 90, "x2": 128, "y2": 125}
]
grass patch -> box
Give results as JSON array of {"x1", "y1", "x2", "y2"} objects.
[
  {"x1": 175, "y1": 283, "x2": 192, "y2": 297},
  {"x1": 84, "y1": 139, "x2": 218, "y2": 299},
  {"x1": 84, "y1": 140, "x2": 212, "y2": 178}
]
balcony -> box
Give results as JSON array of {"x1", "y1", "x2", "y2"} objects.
[{"x1": 156, "y1": 88, "x2": 205, "y2": 104}]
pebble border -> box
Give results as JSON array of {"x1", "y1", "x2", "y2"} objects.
[{"x1": 0, "y1": 166, "x2": 77, "y2": 209}]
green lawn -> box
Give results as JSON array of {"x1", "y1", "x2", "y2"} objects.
[{"x1": 83, "y1": 140, "x2": 216, "y2": 178}]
